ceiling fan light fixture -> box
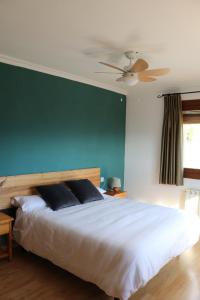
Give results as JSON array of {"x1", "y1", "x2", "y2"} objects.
[{"x1": 122, "y1": 74, "x2": 138, "y2": 86}]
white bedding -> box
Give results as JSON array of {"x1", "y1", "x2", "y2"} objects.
[{"x1": 14, "y1": 196, "x2": 200, "y2": 300}]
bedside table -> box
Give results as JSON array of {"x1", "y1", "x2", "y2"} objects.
[
  {"x1": 0, "y1": 213, "x2": 14, "y2": 261},
  {"x1": 104, "y1": 190, "x2": 127, "y2": 199}
]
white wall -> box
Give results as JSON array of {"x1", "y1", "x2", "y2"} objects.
[{"x1": 125, "y1": 86, "x2": 200, "y2": 208}]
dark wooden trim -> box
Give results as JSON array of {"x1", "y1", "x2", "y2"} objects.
[
  {"x1": 184, "y1": 168, "x2": 200, "y2": 179},
  {"x1": 183, "y1": 100, "x2": 200, "y2": 177},
  {"x1": 183, "y1": 114, "x2": 200, "y2": 124},
  {"x1": 182, "y1": 100, "x2": 200, "y2": 111}
]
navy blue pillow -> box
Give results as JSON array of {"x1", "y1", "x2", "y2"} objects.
[
  {"x1": 37, "y1": 184, "x2": 80, "y2": 211},
  {"x1": 65, "y1": 179, "x2": 103, "y2": 204}
]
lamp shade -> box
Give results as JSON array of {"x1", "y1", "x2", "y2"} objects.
[
  {"x1": 123, "y1": 75, "x2": 138, "y2": 86},
  {"x1": 108, "y1": 177, "x2": 121, "y2": 189}
]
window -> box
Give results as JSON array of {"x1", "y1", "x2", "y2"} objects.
[
  {"x1": 183, "y1": 124, "x2": 200, "y2": 168},
  {"x1": 183, "y1": 100, "x2": 200, "y2": 179}
]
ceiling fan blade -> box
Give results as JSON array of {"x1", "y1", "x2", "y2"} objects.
[
  {"x1": 95, "y1": 71, "x2": 123, "y2": 74},
  {"x1": 138, "y1": 74, "x2": 156, "y2": 82},
  {"x1": 139, "y1": 68, "x2": 170, "y2": 77},
  {"x1": 116, "y1": 77, "x2": 124, "y2": 82},
  {"x1": 99, "y1": 62, "x2": 125, "y2": 72},
  {"x1": 131, "y1": 59, "x2": 149, "y2": 73}
]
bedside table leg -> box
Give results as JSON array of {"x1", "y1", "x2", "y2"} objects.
[{"x1": 8, "y1": 224, "x2": 12, "y2": 261}]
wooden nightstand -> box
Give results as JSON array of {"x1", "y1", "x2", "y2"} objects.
[
  {"x1": 104, "y1": 190, "x2": 127, "y2": 199},
  {"x1": 0, "y1": 213, "x2": 14, "y2": 261}
]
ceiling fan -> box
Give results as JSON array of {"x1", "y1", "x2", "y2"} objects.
[{"x1": 95, "y1": 51, "x2": 170, "y2": 86}]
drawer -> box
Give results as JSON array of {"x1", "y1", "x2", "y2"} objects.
[{"x1": 0, "y1": 223, "x2": 10, "y2": 235}]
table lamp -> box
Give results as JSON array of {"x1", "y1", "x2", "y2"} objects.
[{"x1": 108, "y1": 177, "x2": 121, "y2": 192}]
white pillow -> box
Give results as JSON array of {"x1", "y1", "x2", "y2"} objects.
[
  {"x1": 11, "y1": 195, "x2": 46, "y2": 212},
  {"x1": 97, "y1": 187, "x2": 106, "y2": 194}
]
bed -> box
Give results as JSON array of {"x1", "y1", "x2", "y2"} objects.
[
  {"x1": 13, "y1": 195, "x2": 200, "y2": 300},
  {"x1": 1, "y1": 168, "x2": 200, "y2": 300}
]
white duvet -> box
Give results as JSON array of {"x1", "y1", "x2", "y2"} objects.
[{"x1": 14, "y1": 196, "x2": 200, "y2": 300}]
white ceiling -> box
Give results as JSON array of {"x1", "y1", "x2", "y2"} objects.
[{"x1": 1, "y1": 0, "x2": 200, "y2": 94}]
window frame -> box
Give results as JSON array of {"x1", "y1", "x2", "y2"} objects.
[{"x1": 182, "y1": 99, "x2": 200, "y2": 179}]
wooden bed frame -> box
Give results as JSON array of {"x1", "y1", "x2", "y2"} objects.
[{"x1": 0, "y1": 168, "x2": 100, "y2": 209}]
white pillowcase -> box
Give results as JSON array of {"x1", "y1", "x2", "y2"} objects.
[
  {"x1": 97, "y1": 187, "x2": 106, "y2": 194},
  {"x1": 11, "y1": 195, "x2": 46, "y2": 212}
]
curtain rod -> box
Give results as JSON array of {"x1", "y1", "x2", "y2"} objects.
[{"x1": 157, "y1": 90, "x2": 200, "y2": 98}]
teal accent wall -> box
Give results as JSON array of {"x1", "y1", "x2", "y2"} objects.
[{"x1": 0, "y1": 62, "x2": 126, "y2": 186}]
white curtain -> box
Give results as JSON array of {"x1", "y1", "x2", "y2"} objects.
[{"x1": 184, "y1": 189, "x2": 200, "y2": 216}]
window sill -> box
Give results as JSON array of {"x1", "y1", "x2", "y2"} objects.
[{"x1": 184, "y1": 168, "x2": 200, "y2": 180}]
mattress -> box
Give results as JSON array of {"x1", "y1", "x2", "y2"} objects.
[{"x1": 14, "y1": 196, "x2": 200, "y2": 300}]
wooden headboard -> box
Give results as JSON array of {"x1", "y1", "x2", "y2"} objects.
[{"x1": 0, "y1": 168, "x2": 100, "y2": 209}]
